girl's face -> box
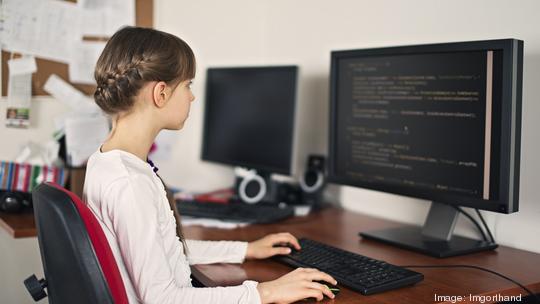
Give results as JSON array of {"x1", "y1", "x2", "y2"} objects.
[{"x1": 163, "y1": 79, "x2": 195, "y2": 130}]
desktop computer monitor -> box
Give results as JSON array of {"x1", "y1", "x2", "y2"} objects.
[
  {"x1": 328, "y1": 39, "x2": 523, "y2": 257},
  {"x1": 202, "y1": 66, "x2": 298, "y2": 175},
  {"x1": 202, "y1": 66, "x2": 298, "y2": 203}
]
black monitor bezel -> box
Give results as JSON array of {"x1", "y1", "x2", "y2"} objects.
[
  {"x1": 328, "y1": 39, "x2": 523, "y2": 214},
  {"x1": 202, "y1": 65, "x2": 299, "y2": 175}
]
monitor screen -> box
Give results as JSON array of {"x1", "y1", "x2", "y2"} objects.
[
  {"x1": 328, "y1": 39, "x2": 523, "y2": 213},
  {"x1": 202, "y1": 66, "x2": 298, "y2": 175}
]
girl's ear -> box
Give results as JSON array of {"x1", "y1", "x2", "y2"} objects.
[{"x1": 152, "y1": 81, "x2": 169, "y2": 108}]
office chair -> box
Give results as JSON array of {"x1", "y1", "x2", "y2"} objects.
[{"x1": 24, "y1": 182, "x2": 128, "y2": 304}]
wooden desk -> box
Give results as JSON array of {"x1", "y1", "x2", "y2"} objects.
[
  {"x1": 0, "y1": 210, "x2": 36, "y2": 238},
  {"x1": 184, "y1": 207, "x2": 540, "y2": 304}
]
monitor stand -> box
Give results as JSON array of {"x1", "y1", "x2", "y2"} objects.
[{"x1": 359, "y1": 202, "x2": 498, "y2": 258}]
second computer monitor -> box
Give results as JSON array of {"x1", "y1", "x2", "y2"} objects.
[
  {"x1": 328, "y1": 39, "x2": 523, "y2": 257},
  {"x1": 328, "y1": 39, "x2": 523, "y2": 213},
  {"x1": 202, "y1": 66, "x2": 298, "y2": 175}
]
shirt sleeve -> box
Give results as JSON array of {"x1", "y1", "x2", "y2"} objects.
[
  {"x1": 105, "y1": 175, "x2": 261, "y2": 304},
  {"x1": 186, "y1": 240, "x2": 248, "y2": 265}
]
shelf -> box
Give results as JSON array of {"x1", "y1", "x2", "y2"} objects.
[{"x1": 0, "y1": 210, "x2": 36, "y2": 238}]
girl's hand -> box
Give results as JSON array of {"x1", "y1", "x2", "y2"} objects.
[
  {"x1": 246, "y1": 232, "x2": 301, "y2": 260},
  {"x1": 257, "y1": 268, "x2": 337, "y2": 303}
]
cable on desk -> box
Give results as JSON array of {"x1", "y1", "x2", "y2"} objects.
[
  {"x1": 475, "y1": 208, "x2": 495, "y2": 243},
  {"x1": 399, "y1": 264, "x2": 540, "y2": 304},
  {"x1": 452, "y1": 206, "x2": 489, "y2": 242}
]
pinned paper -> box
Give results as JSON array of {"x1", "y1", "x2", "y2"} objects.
[
  {"x1": 7, "y1": 56, "x2": 37, "y2": 76},
  {"x1": 79, "y1": 0, "x2": 135, "y2": 37},
  {"x1": 68, "y1": 40, "x2": 106, "y2": 85},
  {"x1": 6, "y1": 56, "x2": 34, "y2": 128},
  {"x1": 6, "y1": 74, "x2": 31, "y2": 106},
  {"x1": 44, "y1": 74, "x2": 100, "y2": 115},
  {"x1": 1, "y1": 0, "x2": 80, "y2": 63}
]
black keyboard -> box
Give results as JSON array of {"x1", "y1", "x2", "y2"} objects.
[
  {"x1": 176, "y1": 200, "x2": 295, "y2": 224},
  {"x1": 274, "y1": 238, "x2": 424, "y2": 295}
]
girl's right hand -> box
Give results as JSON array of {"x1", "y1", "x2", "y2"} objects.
[{"x1": 256, "y1": 267, "x2": 337, "y2": 303}]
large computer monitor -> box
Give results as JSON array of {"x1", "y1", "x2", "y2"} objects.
[
  {"x1": 202, "y1": 66, "x2": 298, "y2": 175},
  {"x1": 328, "y1": 39, "x2": 523, "y2": 257}
]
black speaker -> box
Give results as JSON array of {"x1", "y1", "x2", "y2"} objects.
[
  {"x1": 0, "y1": 190, "x2": 32, "y2": 213},
  {"x1": 234, "y1": 171, "x2": 279, "y2": 204},
  {"x1": 276, "y1": 182, "x2": 302, "y2": 205},
  {"x1": 300, "y1": 155, "x2": 326, "y2": 207}
]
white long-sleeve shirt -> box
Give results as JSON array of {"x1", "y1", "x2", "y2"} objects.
[{"x1": 83, "y1": 149, "x2": 261, "y2": 304}]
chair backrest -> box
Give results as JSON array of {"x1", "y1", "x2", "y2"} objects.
[{"x1": 32, "y1": 182, "x2": 128, "y2": 304}]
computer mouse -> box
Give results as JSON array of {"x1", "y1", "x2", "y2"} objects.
[
  {"x1": 315, "y1": 281, "x2": 340, "y2": 296},
  {"x1": 302, "y1": 281, "x2": 340, "y2": 301},
  {"x1": 273, "y1": 242, "x2": 299, "y2": 254}
]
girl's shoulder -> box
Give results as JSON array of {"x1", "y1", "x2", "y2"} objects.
[{"x1": 86, "y1": 149, "x2": 157, "y2": 188}]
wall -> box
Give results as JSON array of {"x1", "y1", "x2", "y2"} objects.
[{"x1": 1, "y1": 0, "x2": 539, "y2": 301}]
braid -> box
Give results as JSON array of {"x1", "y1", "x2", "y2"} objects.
[
  {"x1": 94, "y1": 65, "x2": 144, "y2": 114},
  {"x1": 93, "y1": 26, "x2": 195, "y2": 115}
]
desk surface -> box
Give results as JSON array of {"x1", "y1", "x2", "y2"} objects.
[
  {"x1": 0, "y1": 210, "x2": 35, "y2": 238},
  {"x1": 184, "y1": 207, "x2": 540, "y2": 304}
]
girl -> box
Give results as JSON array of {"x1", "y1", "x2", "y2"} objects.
[{"x1": 83, "y1": 26, "x2": 336, "y2": 304}]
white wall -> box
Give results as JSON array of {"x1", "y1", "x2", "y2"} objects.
[
  {"x1": 0, "y1": 229, "x2": 46, "y2": 304},
  {"x1": 1, "y1": 0, "x2": 540, "y2": 301}
]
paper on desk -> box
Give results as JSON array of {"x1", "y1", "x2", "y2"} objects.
[
  {"x1": 68, "y1": 40, "x2": 106, "y2": 85},
  {"x1": 65, "y1": 114, "x2": 109, "y2": 167},
  {"x1": 1, "y1": 0, "x2": 80, "y2": 63},
  {"x1": 78, "y1": 0, "x2": 135, "y2": 37},
  {"x1": 181, "y1": 217, "x2": 250, "y2": 229},
  {"x1": 44, "y1": 74, "x2": 100, "y2": 115}
]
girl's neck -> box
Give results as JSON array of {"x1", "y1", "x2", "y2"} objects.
[{"x1": 101, "y1": 112, "x2": 160, "y2": 162}]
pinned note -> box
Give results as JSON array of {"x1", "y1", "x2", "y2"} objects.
[
  {"x1": 1, "y1": 0, "x2": 80, "y2": 63},
  {"x1": 7, "y1": 56, "x2": 37, "y2": 76},
  {"x1": 78, "y1": 0, "x2": 135, "y2": 37},
  {"x1": 68, "y1": 40, "x2": 106, "y2": 85},
  {"x1": 5, "y1": 56, "x2": 35, "y2": 128},
  {"x1": 43, "y1": 74, "x2": 101, "y2": 115}
]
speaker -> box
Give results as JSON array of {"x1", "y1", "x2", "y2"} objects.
[
  {"x1": 234, "y1": 170, "x2": 279, "y2": 204},
  {"x1": 299, "y1": 155, "x2": 326, "y2": 207},
  {"x1": 0, "y1": 191, "x2": 32, "y2": 213},
  {"x1": 276, "y1": 182, "x2": 302, "y2": 205}
]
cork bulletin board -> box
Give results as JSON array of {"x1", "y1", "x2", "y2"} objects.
[{"x1": 1, "y1": 0, "x2": 153, "y2": 96}]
